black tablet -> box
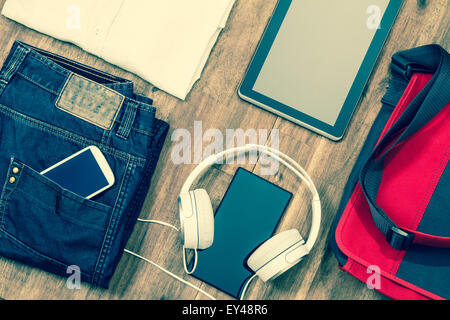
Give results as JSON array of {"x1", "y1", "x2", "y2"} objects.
[
  {"x1": 192, "y1": 168, "x2": 292, "y2": 299},
  {"x1": 239, "y1": 0, "x2": 403, "y2": 141}
]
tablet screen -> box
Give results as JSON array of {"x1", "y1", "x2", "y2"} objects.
[{"x1": 253, "y1": 0, "x2": 389, "y2": 126}]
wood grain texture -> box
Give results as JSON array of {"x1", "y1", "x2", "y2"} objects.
[{"x1": 0, "y1": 0, "x2": 448, "y2": 300}]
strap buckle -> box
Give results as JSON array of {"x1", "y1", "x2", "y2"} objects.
[
  {"x1": 386, "y1": 226, "x2": 414, "y2": 250},
  {"x1": 404, "y1": 65, "x2": 413, "y2": 79}
]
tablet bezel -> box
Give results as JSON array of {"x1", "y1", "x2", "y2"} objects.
[{"x1": 238, "y1": 0, "x2": 403, "y2": 141}]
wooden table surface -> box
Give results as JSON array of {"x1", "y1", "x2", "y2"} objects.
[{"x1": 0, "y1": 0, "x2": 448, "y2": 300}]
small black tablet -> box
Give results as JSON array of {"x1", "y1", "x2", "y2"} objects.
[
  {"x1": 192, "y1": 168, "x2": 292, "y2": 299},
  {"x1": 239, "y1": 0, "x2": 403, "y2": 141}
]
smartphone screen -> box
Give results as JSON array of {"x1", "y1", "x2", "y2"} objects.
[
  {"x1": 192, "y1": 168, "x2": 292, "y2": 299},
  {"x1": 41, "y1": 147, "x2": 114, "y2": 199}
]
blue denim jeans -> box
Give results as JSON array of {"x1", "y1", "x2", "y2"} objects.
[{"x1": 0, "y1": 41, "x2": 168, "y2": 288}]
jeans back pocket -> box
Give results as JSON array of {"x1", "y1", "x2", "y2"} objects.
[{"x1": 0, "y1": 157, "x2": 111, "y2": 275}]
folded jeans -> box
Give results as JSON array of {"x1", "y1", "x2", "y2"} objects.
[{"x1": 0, "y1": 40, "x2": 169, "y2": 288}]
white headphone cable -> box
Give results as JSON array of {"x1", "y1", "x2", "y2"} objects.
[
  {"x1": 182, "y1": 247, "x2": 198, "y2": 275},
  {"x1": 124, "y1": 218, "x2": 215, "y2": 300},
  {"x1": 136, "y1": 218, "x2": 179, "y2": 231},
  {"x1": 137, "y1": 218, "x2": 200, "y2": 276},
  {"x1": 239, "y1": 274, "x2": 258, "y2": 300},
  {"x1": 123, "y1": 249, "x2": 216, "y2": 300}
]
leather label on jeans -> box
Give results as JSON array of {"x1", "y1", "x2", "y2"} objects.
[{"x1": 55, "y1": 73, "x2": 124, "y2": 130}]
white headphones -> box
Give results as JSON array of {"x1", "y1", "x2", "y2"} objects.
[{"x1": 178, "y1": 144, "x2": 321, "y2": 284}]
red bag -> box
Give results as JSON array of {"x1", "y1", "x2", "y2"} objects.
[{"x1": 331, "y1": 45, "x2": 450, "y2": 300}]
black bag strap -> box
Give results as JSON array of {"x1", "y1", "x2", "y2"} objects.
[{"x1": 359, "y1": 45, "x2": 450, "y2": 250}]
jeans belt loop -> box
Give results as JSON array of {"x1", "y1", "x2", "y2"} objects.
[
  {"x1": 116, "y1": 99, "x2": 138, "y2": 139},
  {"x1": 0, "y1": 44, "x2": 30, "y2": 95}
]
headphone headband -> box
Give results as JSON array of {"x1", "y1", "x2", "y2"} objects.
[{"x1": 180, "y1": 144, "x2": 321, "y2": 252}]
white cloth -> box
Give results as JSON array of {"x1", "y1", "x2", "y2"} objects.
[{"x1": 1, "y1": 0, "x2": 235, "y2": 100}]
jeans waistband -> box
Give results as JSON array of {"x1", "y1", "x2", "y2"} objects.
[{"x1": 0, "y1": 41, "x2": 156, "y2": 138}]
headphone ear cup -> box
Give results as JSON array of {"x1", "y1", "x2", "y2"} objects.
[
  {"x1": 178, "y1": 191, "x2": 198, "y2": 249},
  {"x1": 247, "y1": 229, "x2": 306, "y2": 282},
  {"x1": 192, "y1": 189, "x2": 214, "y2": 249},
  {"x1": 178, "y1": 189, "x2": 214, "y2": 250}
]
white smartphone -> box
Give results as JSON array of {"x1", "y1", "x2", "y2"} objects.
[{"x1": 41, "y1": 146, "x2": 115, "y2": 199}]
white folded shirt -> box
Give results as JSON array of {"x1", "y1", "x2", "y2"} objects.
[{"x1": 1, "y1": 0, "x2": 235, "y2": 100}]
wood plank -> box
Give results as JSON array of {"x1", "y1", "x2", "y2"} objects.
[{"x1": 0, "y1": 0, "x2": 448, "y2": 300}]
